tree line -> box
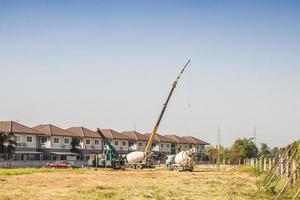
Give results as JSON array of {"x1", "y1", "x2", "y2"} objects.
[{"x1": 204, "y1": 138, "x2": 279, "y2": 164}]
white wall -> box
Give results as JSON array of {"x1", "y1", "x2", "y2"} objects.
[
  {"x1": 82, "y1": 138, "x2": 102, "y2": 150},
  {"x1": 14, "y1": 133, "x2": 37, "y2": 148},
  {"x1": 158, "y1": 142, "x2": 171, "y2": 153},
  {"x1": 111, "y1": 139, "x2": 128, "y2": 151},
  {"x1": 51, "y1": 136, "x2": 72, "y2": 149},
  {"x1": 129, "y1": 141, "x2": 148, "y2": 151},
  {"x1": 39, "y1": 136, "x2": 51, "y2": 148}
]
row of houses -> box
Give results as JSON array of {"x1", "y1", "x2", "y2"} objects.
[{"x1": 0, "y1": 121, "x2": 209, "y2": 161}]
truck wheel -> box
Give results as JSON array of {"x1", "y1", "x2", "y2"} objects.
[
  {"x1": 173, "y1": 166, "x2": 179, "y2": 172},
  {"x1": 129, "y1": 164, "x2": 136, "y2": 169},
  {"x1": 136, "y1": 164, "x2": 143, "y2": 170}
]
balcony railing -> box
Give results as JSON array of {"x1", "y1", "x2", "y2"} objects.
[{"x1": 16, "y1": 143, "x2": 27, "y2": 147}]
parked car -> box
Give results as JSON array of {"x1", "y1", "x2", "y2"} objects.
[{"x1": 46, "y1": 161, "x2": 78, "y2": 168}]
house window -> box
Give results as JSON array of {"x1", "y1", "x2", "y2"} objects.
[
  {"x1": 189, "y1": 145, "x2": 192, "y2": 148},
  {"x1": 14, "y1": 136, "x2": 21, "y2": 143},
  {"x1": 114, "y1": 141, "x2": 118, "y2": 146},
  {"x1": 152, "y1": 143, "x2": 156, "y2": 147},
  {"x1": 41, "y1": 137, "x2": 47, "y2": 144},
  {"x1": 179, "y1": 145, "x2": 182, "y2": 148},
  {"x1": 122, "y1": 141, "x2": 126, "y2": 146},
  {"x1": 64, "y1": 138, "x2": 70, "y2": 144},
  {"x1": 129, "y1": 142, "x2": 134, "y2": 147},
  {"x1": 167, "y1": 144, "x2": 170, "y2": 147},
  {"x1": 185, "y1": 145, "x2": 188, "y2": 149},
  {"x1": 94, "y1": 140, "x2": 99, "y2": 145},
  {"x1": 139, "y1": 142, "x2": 142, "y2": 147},
  {"x1": 161, "y1": 144, "x2": 164, "y2": 147},
  {"x1": 53, "y1": 138, "x2": 60, "y2": 144},
  {"x1": 26, "y1": 136, "x2": 33, "y2": 143},
  {"x1": 86, "y1": 140, "x2": 90, "y2": 145},
  {"x1": 197, "y1": 146, "x2": 200, "y2": 149}
]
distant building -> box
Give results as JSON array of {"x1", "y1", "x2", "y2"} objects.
[
  {"x1": 66, "y1": 127, "x2": 102, "y2": 161},
  {"x1": 0, "y1": 121, "x2": 43, "y2": 160},
  {"x1": 100, "y1": 129, "x2": 132, "y2": 155},
  {"x1": 33, "y1": 124, "x2": 82, "y2": 161},
  {"x1": 0, "y1": 120, "x2": 210, "y2": 162},
  {"x1": 122, "y1": 131, "x2": 149, "y2": 152}
]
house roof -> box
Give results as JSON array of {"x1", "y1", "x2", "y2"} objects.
[
  {"x1": 156, "y1": 134, "x2": 172, "y2": 142},
  {"x1": 182, "y1": 136, "x2": 210, "y2": 145},
  {"x1": 0, "y1": 121, "x2": 41, "y2": 134},
  {"x1": 33, "y1": 124, "x2": 82, "y2": 137},
  {"x1": 122, "y1": 131, "x2": 149, "y2": 141},
  {"x1": 144, "y1": 133, "x2": 161, "y2": 143},
  {"x1": 164, "y1": 135, "x2": 191, "y2": 144},
  {"x1": 100, "y1": 129, "x2": 132, "y2": 140},
  {"x1": 66, "y1": 127, "x2": 100, "y2": 139}
]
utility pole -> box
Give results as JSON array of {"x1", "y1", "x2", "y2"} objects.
[{"x1": 217, "y1": 125, "x2": 221, "y2": 172}]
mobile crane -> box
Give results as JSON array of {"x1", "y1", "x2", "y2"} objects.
[
  {"x1": 96, "y1": 128, "x2": 125, "y2": 169},
  {"x1": 126, "y1": 60, "x2": 190, "y2": 169}
]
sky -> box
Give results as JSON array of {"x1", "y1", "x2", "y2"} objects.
[{"x1": 0, "y1": 0, "x2": 299, "y2": 147}]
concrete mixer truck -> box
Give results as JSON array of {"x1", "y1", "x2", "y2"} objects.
[
  {"x1": 165, "y1": 148, "x2": 196, "y2": 172},
  {"x1": 125, "y1": 60, "x2": 190, "y2": 169}
]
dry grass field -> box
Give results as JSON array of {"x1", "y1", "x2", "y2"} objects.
[{"x1": 0, "y1": 166, "x2": 274, "y2": 200}]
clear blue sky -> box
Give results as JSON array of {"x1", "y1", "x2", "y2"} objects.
[{"x1": 0, "y1": 0, "x2": 299, "y2": 147}]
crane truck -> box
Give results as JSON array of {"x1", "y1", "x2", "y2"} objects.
[
  {"x1": 96, "y1": 128, "x2": 125, "y2": 169},
  {"x1": 126, "y1": 60, "x2": 192, "y2": 170}
]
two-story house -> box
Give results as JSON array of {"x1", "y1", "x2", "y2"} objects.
[
  {"x1": 67, "y1": 127, "x2": 102, "y2": 161},
  {"x1": 122, "y1": 131, "x2": 149, "y2": 152},
  {"x1": 164, "y1": 135, "x2": 193, "y2": 154},
  {"x1": 182, "y1": 136, "x2": 209, "y2": 160},
  {"x1": 33, "y1": 124, "x2": 82, "y2": 161},
  {"x1": 0, "y1": 121, "x2": 43, "y2": 160},
  {"x1": 100, "y1": 129, "x2": 132, "y2": 155},
  {"x1": 144, "y1": 133, "x2": 171, "y2": 161}
]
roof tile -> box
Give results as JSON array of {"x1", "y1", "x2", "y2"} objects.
[
  {"x1": 0, "y1": 121, "x2": 41, "y2": 134},
  {"x1": 67, "y1": 127, "x2": 100, "y2": 138},
  {"x1": 33, "y1": 124, "x2": 82, "y2": 137}
]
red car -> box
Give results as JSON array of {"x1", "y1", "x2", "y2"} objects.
[{"x1": 46, "y1": 161, "x2": 76, "y2": 168}]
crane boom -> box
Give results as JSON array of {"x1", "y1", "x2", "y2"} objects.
[
  {"x1": 144, "y1": 60, "x2": 190, "y2": 155},
  {"x1": 97, "y1": 128, "x2": 119, "y2": 158}
]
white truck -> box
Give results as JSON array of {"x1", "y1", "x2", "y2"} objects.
[{"x1": 165, "y1": 148, "x2": 196, "y2": 172}]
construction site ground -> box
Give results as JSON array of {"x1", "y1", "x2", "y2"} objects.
[{"x1": 0, "y1": 165, "x2": 280, "y2": 200}]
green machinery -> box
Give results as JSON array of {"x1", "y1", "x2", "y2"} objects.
[{"x1": 96, "y1": 128, "x2": 125, "y2": 169}]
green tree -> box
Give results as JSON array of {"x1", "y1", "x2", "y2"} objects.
[
  {"x1": 270, "y1": 147, "x2": 279, "y2": 158},
  {"x1": 71, "y1": 138, "x2": 80, "y2": 153},
  {"x1": 0, "y1": 132, "x2": 16, "y2": 159},
  {"x1": 258, "y1": 143, "x2": 271, "y2": 157},
  {"x1": 229, "y1": 138, "x2": 258, "y2": 164},
  {"x1": 204, "y1": 146, "x2": 218, "y2": 163},
  {"x1": 219, "y1": 146, "x2": 230, "y2": 164}
]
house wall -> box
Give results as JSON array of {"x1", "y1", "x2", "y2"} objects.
[
  {"x1": 111, "y1": 139, "x2": 129, "y2": 153},
  {"x1": 129, "y1": 141, "x2": 148, "y2": 152},
  {"x1": 176, "y1": 143, "x2": 191, "y2": 151},
  {"x1": 158, "y1": 142, "x2": 171, "y2": 153},
  {"x1": 14, "y1": 133, "x2": 37, "y2": 148},
  {"x1": 38, "y1": 136, "x2": 51, "y2": 148},
  {"x1": 81, "y1": 138, "x2": 102, "y2": 150},
  {"x1": 50, "y1": 136, "x2": 72, "y2": 149}
]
